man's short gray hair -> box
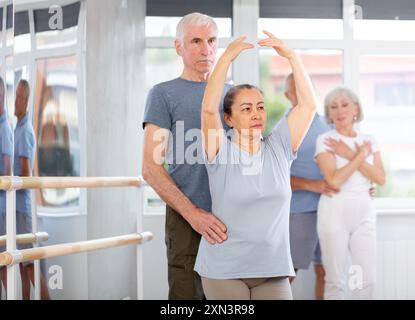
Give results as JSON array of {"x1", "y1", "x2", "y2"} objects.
[
  {"x1": 324, "y1": 86, "x2": 363, "y2": 123},
  {"x1": 176, "y1": 12, "x2": 217, "y2": 43},
  {"x1": 18, "y1": 79, "x2": 30, "y2": 101}
]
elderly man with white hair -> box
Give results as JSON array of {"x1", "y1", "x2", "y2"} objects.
[{"x1": 142, "y1": 13, "x2": 231, "y2": 299}]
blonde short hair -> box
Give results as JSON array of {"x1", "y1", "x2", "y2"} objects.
[{"x1": 324, "y1": 86, "x2": 363, "y2": 123}]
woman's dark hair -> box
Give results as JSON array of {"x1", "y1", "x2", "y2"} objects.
[{"x1": 223, "y1": 84, "x2": 263, "y2": 116}]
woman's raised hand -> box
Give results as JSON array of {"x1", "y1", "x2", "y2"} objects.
[
  {"x1": 258, "y1": 30, "x2": 295, "y2": 59},
  {"x1": 222, "y1": 36, "x2": 254, "y2": 62}
]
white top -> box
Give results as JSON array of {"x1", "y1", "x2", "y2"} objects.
[{"x1": 315, "y1": 129, "x2": 380, "y2": 194}]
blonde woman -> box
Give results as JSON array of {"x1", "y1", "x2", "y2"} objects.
[{"x1": 315, "y1": 87, "x2": 385, "y2": 299}]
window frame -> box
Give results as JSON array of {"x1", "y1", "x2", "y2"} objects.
[{"x1": 12, "y1": 0, "x2": 86, "y2": 217}]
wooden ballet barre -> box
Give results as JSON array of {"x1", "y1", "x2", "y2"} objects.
[
  {"x1": 0, "y1": 176, "x2": 144, "y2": 191},
  {"x1": 0, "y1": 232, "x2": 153, "y2": 267},
  {"x1": 0, "y1": 232, "x2": 49, "y2": 247}
]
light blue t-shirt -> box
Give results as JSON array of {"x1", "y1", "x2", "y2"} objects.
[
  {"x1": 0, "y1": 113, "x2": 13, "y2": 214},
  {"x1": 195, "y1": 117, "x2": 296, "y2": 279},
  {"x1": 290, "y1": 113, "x2": 331, "y2": 214},
  {"x1": 143, "y1": 77, "x2": 231, "y2": 212},
  {"x1": 14, "y1": 114, "x2": 35, "y2": 215}
]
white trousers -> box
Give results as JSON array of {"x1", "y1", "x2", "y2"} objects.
[{"x1": 317, "y1": 193, "x2": 376, "y2": 300}]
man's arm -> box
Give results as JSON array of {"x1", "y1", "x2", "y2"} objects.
[
  {"x1": 2, "y1": 154, "x2": 11, "y2": 175},
  {"x1": 291, "y1": 176, "x2": 339, "y2": 196},
  {"x1": 142, "y1": 123, "x2": 227, "y2": 244},
  {"x1": 20, "y1": 157, "x2": 31, "y2": 176}
]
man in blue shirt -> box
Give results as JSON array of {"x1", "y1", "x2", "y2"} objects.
[
  {"x1": 0, "y1": 76, "x2": 13, "y2": 296},
  {"x1": 285, "y1": 74, "x2": 337, "y2": 299},
  {"x1": 14, "y1": 79, "x2": 50, "y2": 300}
]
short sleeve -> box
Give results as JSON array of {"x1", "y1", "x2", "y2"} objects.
[
  {"x1": 1, "y1": 128, "x2": 13, "y2": 156},
  {"x1": 314, "y1": 133, "x2": 330, "y2": 159},
  {"x1": 203, "y1": 130, "x2": 228, "y2": 173},
  {"x1": 17, "y1": 130, "x2": 34, "y2": 159},
  {"x1": 267, "y1": 117, "x2": 296, "y2": 162},
  {"x1": 142, "y1": 85, "x2": 172, "y2": 130}
]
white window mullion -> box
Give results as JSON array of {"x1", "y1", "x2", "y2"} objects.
[
  {"x1": 343, "y1": 0, "x2": 359, "y2": 92},
  {"x1": 29, "y1": 9, "x2": 36, "y2": 51},
  {"x1": 77, "y1": 0, "x2": 88, "y2": 217},
  {"x1": 28, "y1": 9, "x2": 36, "y2": 117},
  {"x1": 355, "y1": 43, "x2": 415, "y2": 55},
  {"x1": 233, "y1": 0, "x2": 259, "y2": 86}
]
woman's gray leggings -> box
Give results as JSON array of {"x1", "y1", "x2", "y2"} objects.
[{"x1": 201, "y1": 276, "x2": 293, "y2": 300}]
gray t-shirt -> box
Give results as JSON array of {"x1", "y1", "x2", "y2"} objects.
[
  {"x1": 143, "y1": 77, "x2": 231, "y2": 212},
  {"x1": 194, "y1": 117, "x2": 296, "y2": 279},
  {"x1": 14, "y1": 114, "x2": 35, "y2": 215}
]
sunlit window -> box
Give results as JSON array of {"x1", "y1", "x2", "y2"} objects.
[
  {"x1": 34, "y1": 2, "x2": 80, "y2": 49},
  {"x1": 5, "y1": 57, "x2": 14, "y2": 122},
  {"x1": 354, "y1": 20, "x2": 415, "y2": 41},
  {"x1": 146, "y1": 17, "x2": 232, "y2": 38},
  {"x1": 34, "y1": 56, "x2": 80, "y2": 207},
  {"x1": 359, "y1": 55, "x2": 415, "y2": 198},
  {"x1": 258, "y1": 18, "x2": 343, "y2": 40},
  {"x1": 14, "y1": 10, "x2": 31, "y2": 53},
  {"x1": 259, "y1": 49, "x2": 343, "y2": 133}
]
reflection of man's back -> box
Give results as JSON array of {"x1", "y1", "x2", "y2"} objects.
[{"x1": 38, "y1": 121, "x2": 73, "y2": 176}]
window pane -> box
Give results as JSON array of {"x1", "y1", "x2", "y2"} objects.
[
  {"x1": 146, "y1": 48, "x2": 183, "y2": 92},
  {"x1": 259, "y1": 0, "x2": 342, "y2": 19},
  {"x1": 34, "y1": 56, "x2": 80, "y2": 207},
  {"x1": 354, "y1": 20, "x2": 415, "y2": 41},
  {"x1": 146, "y1": 0, "x2": 233, "y2": 18},
  {"x1": 359, "y1": 55, "x2": 415, "y2": 197},
  {"x1": 145, "y1": 17, "x2": 232, "y2": 38},
  {"x1": 259, "y1": 49, "x2": 343, "y2": 134},
  {"x1": 6, "y1": 4, "x2": 13, "y2": 47},
  {"x1": 5, "y1": 56, "x2": 14, "y2": 123},
  {"x1": 0, "y1": 7, "x2": 3, "y2": 48},
  {"x1": 14, "y1": 10, "x2": 29, "y2": 36},
  {"x1": 258, "y1": 18, "x2": 343, "y2": 40},
  {"x1": 34, "y1": 1, "x2": 80, "y2": 49},
  {"x1": 14, "y1": 33, "x2": 31, "y2": 53},
  {"x1": 36, "y1": 26, "x2": 78, "y2": 49},
  {"x1": 6, "y1": 28, "x2": 13, "y2": 46},
  {"x1": 355, "y1": 0, "x2": 415, "y2": 20}
]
